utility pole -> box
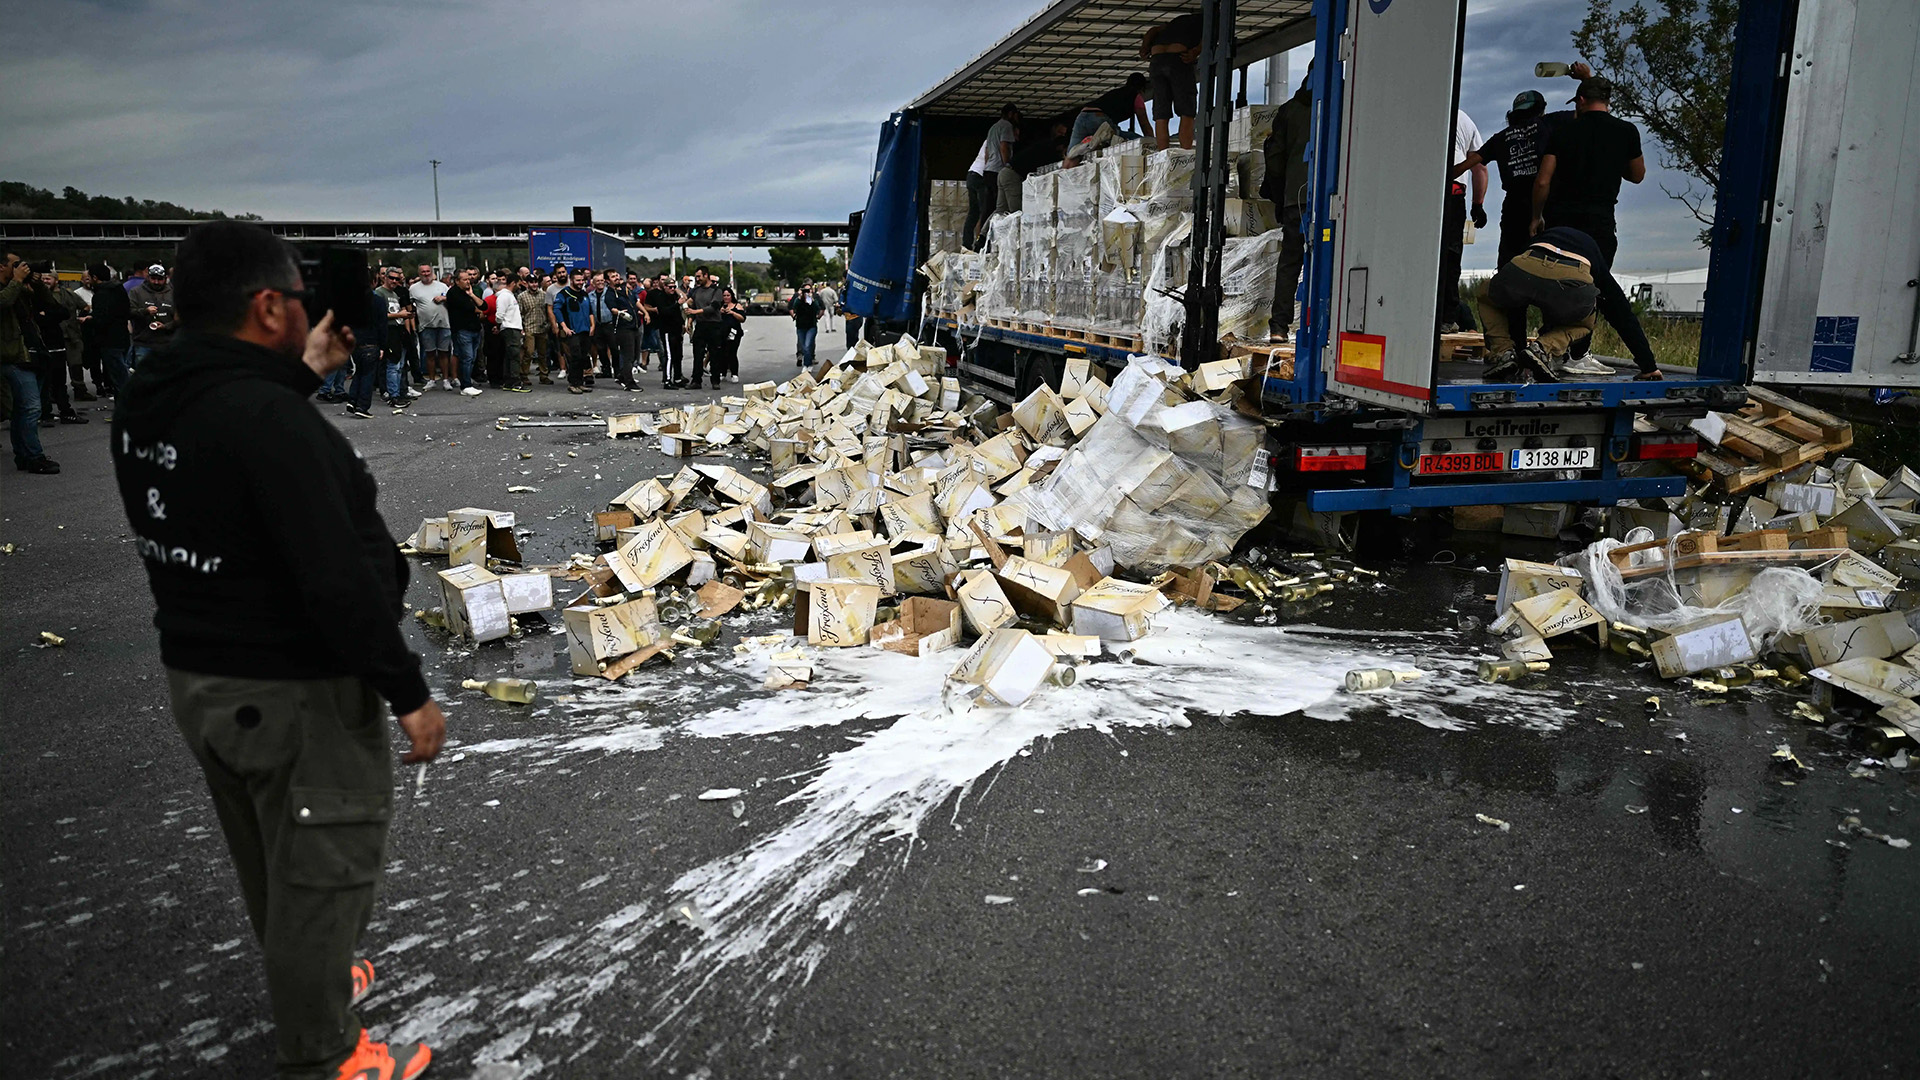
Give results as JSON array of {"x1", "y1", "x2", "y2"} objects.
[{"x1": 430, "y1": 159, "x2": 443, "y2": 271}]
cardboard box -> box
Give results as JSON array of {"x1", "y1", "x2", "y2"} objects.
[
  {"x1": 412, "y1": 517, "x2": 450, "y2": 554},
  {"x1": 1796, "y1": 611, "x2": 1920, "y2": 668},
  {"x1": 892, "y1": 539, "x2": 955, "y2": 595},
  {"x1": 613, "y1": 478, "x2": 672, "y2": 519},
  {"x1": 996, "y1": 556, "x2": 1083, "y2": 625},
  {"x1": 878, "y1": 490, "x2": 941, "y2": 536},
  {"x1": 606, "y1": 518, "x2": 694, "y2": 592},
  {"x1": 825, "y1": 537, "x2": 897, "y2": 596},
  {"x1": 605, "y1": 413, "x2": 644, "y2": 437},
  {"x1": 593, "y1": 509, "x2": 637, "y2": 544},
  {"x1": 499, "y1": 572, "x2": 554, "y2": 615},
  {"x1": 562, "y1": 596, "x2": 662, "y2": 676},
  {"x1": 957, "y1": 567, "x2": 1018, "y2": 636},
  {"x1": 798, "y1": 579, "x2": 882, "y2": 647},
  {"x1": 1651, "y1": 613, "x2": 1756, "y2": 677},
  {"x1": 949, "y1": 627, "x2": 1057, "y2": 707},
  {"x1": 438, "y1": 564, "x2": 511, "y2": 644},
  {"x1": 1826, "y1": 497, "x2": 1901, "y2": 554},
  {"x1": 1503, "y1": 503, "x2": 1574, "y2": 539},
  {"x1": 870, "y1": 597, "x2": 962, "y2": 656},
  {"x1": 447, "y1": 507, "x2": 517, "y2": 567},
  {"x1": 1070, "y1": 577, "x2": 1169, "y2": 641},
  {"x1": 1507, "y1": 589, "x2": 1605, "y2": 639},
  {"x1": 1040, "y1": 632, "x2": 1102, "y2": 658},
  {"x1": 765, "y1": 650, "x2": 814, "y2": 689},
  {"x1": 1495, "y1": 558, "x2": 1584, "y2": 611}
]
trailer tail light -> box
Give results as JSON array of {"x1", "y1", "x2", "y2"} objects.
[
  {"x1": 1635, "y1": 433, "x2": 1699, "y2": 460},
  {"x1": 1297, "y1": 446, "x2": 1368, "y2": 472}
]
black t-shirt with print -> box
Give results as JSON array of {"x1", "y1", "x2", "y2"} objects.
[
  {"x1": 444, "y1": 286, "x2": 482, "y2": 333},
  {"x1": 645, "y1": 287, "x2": 685, "y2": 332}
]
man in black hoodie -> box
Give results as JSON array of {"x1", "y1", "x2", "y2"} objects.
[{"x1": 112, "y1": 221, "x2": 442, "y2": 1080}]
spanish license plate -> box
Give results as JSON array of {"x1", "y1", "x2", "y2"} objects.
[
  {"x1": 1417, "y1": 451, "x2": 1505, "y2": 475},
  {"x1": 1509, "y1": 447, "x2": 1596, "y2": 471}
]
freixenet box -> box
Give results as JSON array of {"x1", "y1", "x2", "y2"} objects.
[
  {"x1": 1795, "y1": 611, "x2": 1920, "y2": 668},
  {"x1": 870, "y1": 597, "x2": 962, "y2": 656},
  {"x1": 825, "y1": 536, "x2": 896, "y2": 596},
  {"x1": 748, "y1": 521, "x2": 813, "y2": 565},
  {"x1": 438, "y1": 564, "x2": 511, "y2": 644},
  {"x1": 605, "y1": 413, "x2": 645, "y2": 438},
  {"x1": 605, "y1": 518, "x2": 694, "y2": 592},
  {"x1": 1509, "y1": 588, "x2": 1604, "y2": 640},
  {"x1": 957, "y1": 568, "x2": 1018, "y2": 636},
  {"x1": 1070, "y1": 577, "x2": 1169, "y2": 641},
  {"x1": 878, "y1": 490, "x2": 941, "y2": 536},
  {"x1": 892, "y1": 538, "x2": 955, "y2": 595},
  {"x1": 1496, "y1": 558, "x2": 1584, "y2": 611},
  {"x1": 447, "y1": 507, "x2": 518, "y2": 567},
  {"x1": 562, "y1": 596, "x2": 662, "y2": 676},
  {"x1": 593, "y1": 509, "x2": 637, "y2": 544},
  {"x1": 796, "y1": 579, "x2": 882, "y2": 647},
  {"x1": 412, "y1": 517, "x2": 450, "y2": 554},
  {"x1": 950, "y1": 627, "x2": 1057, "y2": 707},
  {"x1": 1651, "y1": 613, "x2": 1756, "y2": 677},
  {"x1": 498, "y1": 571, "x2": 554, "y2": 615},
  {"x1": 996, "y1": 556, "x2": 1083, "y2": 625},
  {"x1": 613, "y1": 478, "x2": 672, "y2": 519}
]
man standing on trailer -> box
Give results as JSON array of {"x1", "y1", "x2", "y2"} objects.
[
  {"x1": 1533, "y1": 75, "x2": 1662, "y2": 380},
  {"x1": 963, "y1": 105, "x2": 1021, "y2": 250},
  {"x1": 1261, "y1": 66, "x2": 1313, "y2": 340},
  {"x1": 1142, "y1": 10, "x2": 1203, "y2": 151},
  {"x1": 1439, "y1": 109, "x2": 1488, "y2": 333}
]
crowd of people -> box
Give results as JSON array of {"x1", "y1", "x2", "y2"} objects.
[{"x1": 1, "y1": 252, "x2": 859, "y2": 474}]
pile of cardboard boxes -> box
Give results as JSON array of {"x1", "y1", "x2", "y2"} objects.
[
  {"x1": 407, "y1": 508, "x2": 556, "y2": 643},
  {"x1": 1481, "y1": 459, "x2": 1920, "y2": 748},
  {"x1": 445, "y1": 337, "x2": 1282, "y2": 707}
]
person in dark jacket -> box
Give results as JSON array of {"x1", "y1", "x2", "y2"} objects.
[
  {"x1": 111, "y1": 220, "x2": 442, "y2": 1080},
  {"x1": 1260, "y1": 67, "x2": 1313, "y2": 338}
]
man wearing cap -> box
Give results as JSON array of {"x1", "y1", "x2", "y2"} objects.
[
  {"x1": 130, "y1": 263, "x2": 176, "y2": 370},
  {"x1": 1533, "y1": 74, "x2": 1662, "y2": 380}
]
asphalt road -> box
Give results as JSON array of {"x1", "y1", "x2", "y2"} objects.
[{"x1": 3, "y1": 316, "x2": 1915, "y2": 1079}]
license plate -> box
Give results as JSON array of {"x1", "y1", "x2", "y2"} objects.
[
  {"x1": 1509, "y1": 447, "x2": 1596, "y2": 471},
  {"x1": 1417, "y1": 451, "x2": 1505, "y2": 475}
]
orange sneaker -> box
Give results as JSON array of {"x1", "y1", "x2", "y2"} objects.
[
  {"x1": 349, "y1": 959, "x2": 376, "y2": 1008},
  {"x1": 329, "y1": 1029, "x2": 430, "y2": 1080}
]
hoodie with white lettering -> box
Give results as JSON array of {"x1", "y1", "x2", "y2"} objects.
[{"x1": 110, "y1": 331, "x2": 429, "y2": 714}]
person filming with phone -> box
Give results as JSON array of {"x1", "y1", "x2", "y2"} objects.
[{"x1": 111, "y1": 219, "x2": 445, "y2": 1080}]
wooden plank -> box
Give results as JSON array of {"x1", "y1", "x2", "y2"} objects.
[
  {"x1": 1720, "y1": 416, "x2": 1805, "y2": 466},
  {"x1": 1618, "y1": 546, "x2": 1852, "y2": 580},
  {"x1": 1747, "y1": 410, "x2": 1825, "y2": 444},
  {"x1": 1744, "y1": 384, "x2": 1849, "y2": 437},
  {"x1": 1712, "y1": 529, "x2": 1791, "y2": 553}
]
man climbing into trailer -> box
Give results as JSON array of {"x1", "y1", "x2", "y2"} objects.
[
  {"x1": 1479, "y1": 225, "x2": 1604, "y2": 384},
  {"x1": 1440, "y1": 108, "x2": 1488, "y2": 333},
  {"x1": 1141, "y1": 9, "x2": 1202, "y2": 151},
  {"x1": 1533, "y1": 76, "x2": 1663, "y2": 380}
]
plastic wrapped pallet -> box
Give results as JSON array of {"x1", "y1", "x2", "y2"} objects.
[
  {"x1": 1218, "y1": 228, "x2": 1285, "y2": 341},
  {"x1": 1092, "y1": 267, "x2": 1140, "y2": 338},
  {"x1": 1018, "y1": 220, "x2": 1056, "y2": 325},
  {"x1": 1022, "y1": 170, "x2": 1057, "y2": 224},
  {"x1": 978, "y1": 213, "x2": 1020, "y2": 320},
  {"x1": 1144, "y1": 148, "x2": 1236, "y2": 200},
  {"x1": 1139, "y1": 214, "x2": 1192, "y2": 357},
  {"x1": 1010, "y1": 356, "x2": 1269, "y2": 570},
  {"x1": 1052, "y1": 164, "x2": 1099, "y2": 328}
]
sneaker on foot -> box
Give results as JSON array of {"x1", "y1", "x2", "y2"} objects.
[
  {"x1": 350, "y1": 959, "x2": 376, "y2": 1007},
  {"x1": 73, "y1": 388, "x2": 97, "y2": 402},
  {"x1": 1520, "y1": 341, "x2": 1560, "y2": 383},
  {"x1": 328, "y1": 1029, "x2": 430, "y2": 1080},
  {"x1": 1632, "y1": 369, "x2": 1665, "y2": 381},
  {"x1": 1482, "y1": 348, "x2": 1522, "y2": 382},
  {"x1": 18, "y1": 456, "x2": 60, "y2": 475},
  {"x1": 568, "y1": 385, "x2": 585, "y2": 394},
  {"x1": 1557, "y1": 354, "x2": 1614, "y2": 377},
  {"x1": 538, "y1": 374, "x2": 554, "y2": 385},
  {"x1": 58, "y1": 412, "x2": 90, "y2": 424},
  {"x1": 460, "y1": 386, "x2": 482, "y2": 397},
  {"x1": 345, "y1": 407, "x2": 372, "y2": 419}
]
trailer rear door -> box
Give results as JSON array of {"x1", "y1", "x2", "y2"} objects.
[
  {"x1": 1325, "y1": 0, "x2": 1467, "y2": 413},
  {"x1": 1752, "y1": 0, "x2": 1920, "y2": 386}
]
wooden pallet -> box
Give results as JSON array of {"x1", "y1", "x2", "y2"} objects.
[
  {"x1": 1682, "y1": 385, "x2": 1854, "y2": 494},
  {"x1": 1440, "y1": 330, "x2": 1487, "y2": 360},
  {"x1": 1607, "y1": 525, "x2": 1851, "y2": 578}
]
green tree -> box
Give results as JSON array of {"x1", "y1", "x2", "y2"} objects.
[
  {"x1": 1573, "y1": 0, "x2": 1739, "y2": 240},
  {"x1": 767, "y1": 245, "x2": 831, "y2": 287}
]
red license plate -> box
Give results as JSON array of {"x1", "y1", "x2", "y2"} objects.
[{"x1": 1417, "y1": 451, "x2": 1505, "y2": 475}]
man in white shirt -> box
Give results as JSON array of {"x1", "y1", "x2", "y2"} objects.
[
  {"x1": 494, "y1": 272, "x2": 527, "y2": 393},
  {"x1": 1442, "y1": 109, "x2": 1488, "y2": 332},
  {"x1": 408, "y1": 264, "x2": 453, "y2": 389},
  {"x1": 963, "y1": 104, "x2": 1021, "y2": 250}
]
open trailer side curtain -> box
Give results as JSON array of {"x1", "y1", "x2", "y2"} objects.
[{"x1": 846, "y1": 110, "x2": 924, "y2": 325}]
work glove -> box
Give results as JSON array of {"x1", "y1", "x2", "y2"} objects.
[{"x1": 1471, "y1": 203, "x2": 1488, "y2": 229}]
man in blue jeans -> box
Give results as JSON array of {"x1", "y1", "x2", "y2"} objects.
[
  {"x1": 444, "y1": 268, "x2": 485, "y2": 396},
  {"x1": 790, "y1": 284, "x2": 821, "y2": 368},
  {"x1": 4, "y1": 256, "x2": 57, "y2": 473}
]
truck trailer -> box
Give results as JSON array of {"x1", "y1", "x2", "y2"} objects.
[{"x1": 842, "y1": 0, "x2": 1919, "y2": 525}]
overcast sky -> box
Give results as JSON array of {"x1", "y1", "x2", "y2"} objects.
[{"x1": 5, "y1": 0, "x2": 1709, "y2": 272}]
